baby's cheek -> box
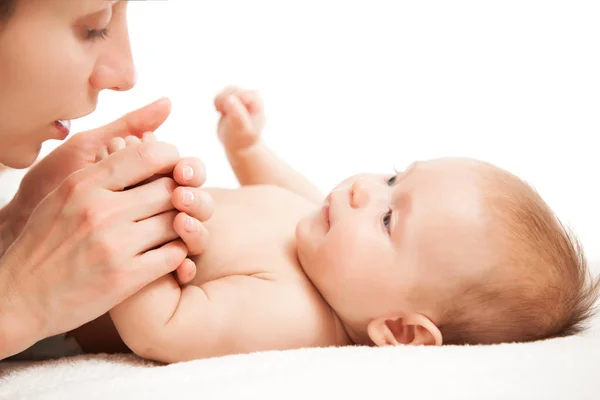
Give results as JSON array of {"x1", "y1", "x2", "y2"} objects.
[{"x1": 319, "y1": 229, "x2": 363, "y2": 273}]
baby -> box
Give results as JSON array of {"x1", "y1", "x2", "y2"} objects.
[{"x1": 71, "y1": 87, "x2": 600, "y2": 363}]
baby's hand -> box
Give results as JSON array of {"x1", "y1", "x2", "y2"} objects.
[
  {"x1": 214, "y1": 86, "x2": 266, "y2": 153},
  {"x1": 95, "y1": 132, "x2": 156, "y2": 162}
]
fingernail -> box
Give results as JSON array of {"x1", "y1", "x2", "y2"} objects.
[
  {"x1": 182, "y1": 166, "x2": 194, "y2": 181},
  {"x1": 182, "y1": 189, "x2": 194, "y2": 206},
  {"x1": 185, "y1": 216, "x2": 197, "y2": 232}
]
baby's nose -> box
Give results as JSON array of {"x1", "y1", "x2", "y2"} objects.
[
  {"x1": 350, "y1": 181, "x2": 365, "y2": 208},
  {"x1": 350, "y1": 179, "x2": 389, "y2": 209}
]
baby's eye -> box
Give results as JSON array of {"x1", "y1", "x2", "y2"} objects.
[
  {"x1": 386, "y1": 175, "x2": 396, "y2": 186},
  {"x1": 382, "y1": 209, "x2": 392, "y2": 232}
]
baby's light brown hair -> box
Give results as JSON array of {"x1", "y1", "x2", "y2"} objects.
[{"x1": 438, "y1": 162, "x2": 600, "y2": 345}]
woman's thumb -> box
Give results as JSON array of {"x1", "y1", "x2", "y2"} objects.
[{"x1": 90, "y1": 97, "x2": 172, "y2": 142}]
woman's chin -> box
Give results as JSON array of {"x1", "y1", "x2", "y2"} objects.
[{"x1": 0, "y1": 144, "x2": 41, "y2": 169}]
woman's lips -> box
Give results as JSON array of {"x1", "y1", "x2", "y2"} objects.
[{"x1": 54, "y1": 120, "x2": 71, "y2": 139}]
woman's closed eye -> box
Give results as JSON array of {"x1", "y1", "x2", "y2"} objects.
[
  {"x1": 86, "y1": 27, "x2": 109, "y2": 41},
  {"x1": 81, "y1": 3, "x2": 113, "y2": 42},
  {"x1": 386, "y1": 175, "x2": 396, "y2": 186}
]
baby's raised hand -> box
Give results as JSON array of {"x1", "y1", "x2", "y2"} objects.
[{"x1": 214, "y1": 86, "x2": 266, "y2": 153}]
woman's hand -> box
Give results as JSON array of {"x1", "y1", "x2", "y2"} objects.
[
  {"x1": 95, "y1": 133, "x2": 213, "y2": 284},
  {"x1": 1, "y1": 98, "x2": 205, "y2": 284},
  {"x1": 0, "y1": 99, "x2": 214, "y2": 360},
  {"x1": 0, "y1": 139, "x2": 210, "y2": 359},
  {"x1": 3, "y1": 98, "x2": 173, "y2": 245}
]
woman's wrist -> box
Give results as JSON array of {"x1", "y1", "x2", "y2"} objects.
[
  {"x1": 0, "y1": 303, "x2": 34, "y2": 360},
  {"x1": 0, "y1": 257, "x2": 43, "y2": 360}
]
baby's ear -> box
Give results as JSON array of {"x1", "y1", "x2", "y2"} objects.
[{"x1": 367, "y1": 313, "x2": 442, "y2": 347}]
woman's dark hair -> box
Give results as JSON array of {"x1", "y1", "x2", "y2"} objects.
[{"x1": 0, "y1": 0, "x2": 17, "y2": 24}]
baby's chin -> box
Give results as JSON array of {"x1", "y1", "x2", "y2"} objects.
[
  {"x1": 295, "y1": 208, "x2": 328, "y2": 266},
  {"x1": 296, "y1": 206, "x2": 328, "y2": 242}
]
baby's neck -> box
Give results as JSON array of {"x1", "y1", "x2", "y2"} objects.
[
  {"x1": 329, "y1": 309, "x2": 355, "y2": 346},
  {"x1": 296, "y1": 258, "x2": 359, "y2": 346}
]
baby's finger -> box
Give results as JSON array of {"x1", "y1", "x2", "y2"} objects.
[
  {"x1": 239, "y1": 90, "x2": 264, "y2": 114},
  {"x1": 173, "y1": 212, "x2": 210, "y2": 256},
  {"x1": 172, "y1": 186, "x2": 213, "y2": 223},
  {"x1": 95, "y1": 146, "x2": 109, "y2": 162},
  {"x1": 223, "y1": 95, "x2": 253, "y2": 135},
  {"x1": 172, "y1": 157, "x2": 207, "y2": 189},
  {"x1": 174, "y1": 258, "x2": 197, "y2": 285},
  {"x1": 214, "y1": 86, "x2": 242, "y2": 112},
  {"x1": 142, "y1": 131, "x2": 156, "y2": 143},
  {"x1": 108, "y1": 136, "x2": 126, "y2": 154},
  {"x1": 125, "y1": 135, "x2": 142, "y2": 146}
]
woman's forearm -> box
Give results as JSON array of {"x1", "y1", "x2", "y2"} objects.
[
  {"x1": 0, "y1": 203, "x2": 15, "y2": 259},
  {"x1": 0, "y1": 205, "x2": 10, "y2": 258}
]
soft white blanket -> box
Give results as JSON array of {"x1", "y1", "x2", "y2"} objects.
[{"x1": 1, "y1": 335, "x2": 599, "y2": 400}]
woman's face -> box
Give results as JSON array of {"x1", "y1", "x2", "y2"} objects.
[{"x1": 0, "y1": 0, "x2": 135, "y2": 168}]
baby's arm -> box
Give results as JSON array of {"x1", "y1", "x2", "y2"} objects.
[
  {"x1": 110, "y1": 273, "x2": 319, "y2": 363},
  {"x1": 215, "y1": 87, "x2": 324, "y2": 204}
]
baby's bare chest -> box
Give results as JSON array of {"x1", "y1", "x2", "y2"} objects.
[{"x1": 190, "y1": 186, "x2": 316, "y2": 286}]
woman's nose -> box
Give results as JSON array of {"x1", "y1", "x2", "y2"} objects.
[{"x1": 89, "y1": 36, "x2": 137, "y2": 92}]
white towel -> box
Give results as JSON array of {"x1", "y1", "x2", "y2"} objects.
[{"x1": 2, "y1": 335, "x2": 600, "y2": 400}]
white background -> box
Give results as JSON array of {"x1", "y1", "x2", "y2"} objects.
[{"x1": 2, "y1": 0, "x2": 599, "y2": 260}]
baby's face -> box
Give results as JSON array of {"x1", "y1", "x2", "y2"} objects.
[{"x1": 296, "y1": 157, "x2": 491, "y2": 339}]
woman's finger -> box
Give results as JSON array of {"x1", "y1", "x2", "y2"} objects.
[
  {"x1": 130, "y1": 210, "x2": 179, "y2": 255},
  {"x1": 130, "y1": 239, "x2": 189, "y2": 287},
  {"x1": 85, "y1": 140, "x2": 180, "y2": 191},
  {"x1": 121, "y1": 176, "x2": 176, "y2": 221},
  {"x1": 88, "y1": 98, "x2": 171, "y2": 143}
]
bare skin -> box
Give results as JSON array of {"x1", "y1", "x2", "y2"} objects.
[
  {"x1": 73, "y1": 166, "x2": 349, "y2": 359},
  {"x1": 73, "y1": 87, "x2": 494, "y2": 363}
]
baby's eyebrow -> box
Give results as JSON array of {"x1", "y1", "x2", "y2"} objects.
[{"x1": 393, "y1": 161, "x2": 419, "y2": 183}]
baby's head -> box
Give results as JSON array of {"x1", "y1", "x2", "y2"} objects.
[{"x1": 295, "y1": 157, "x2": 600, "y2": 346}]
